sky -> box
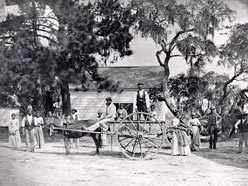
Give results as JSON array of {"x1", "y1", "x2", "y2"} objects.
[
  {"x1": 110, "y1": 0, "x2": 248, "y2": 88},
  {"x1": 1, "y1": 0, "x2": 248, "y2": 87}
]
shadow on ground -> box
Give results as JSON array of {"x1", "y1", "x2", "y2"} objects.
[
  {"x1": 193, "y1": 139, "x2": 248, "y2": 169},
  {"x1": 34, "y1": 148, "x2": 125, "y2": 159}
]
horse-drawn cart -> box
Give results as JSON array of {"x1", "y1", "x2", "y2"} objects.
[{"x1": 50, "y1": 112, "x2": 171, "y2": 160}]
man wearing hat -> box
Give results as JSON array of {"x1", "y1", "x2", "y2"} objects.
[
  {"x1": 68, "y1": 108, "x2": 79, "y2": 148},
  {"x1": 234, "y1": 112, "x2": 248, "y2": 153},
  {"x1": 206, "y1": 106, "x2": 222, "y2": 149},
  {"x1": 21, "y1": 105, "x2": 37, "y2": 152},
  {"x1": 133, "y1": 82, "x2": 150, "y2": 118},
  {"x1": 87, "y1": 97, "x2": 116, "y2": 145}
]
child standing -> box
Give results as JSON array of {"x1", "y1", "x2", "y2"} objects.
[
  {"x1": 149, "y1": 105, "x2": 157, "y2": 121},
  {"x1": 8, "y1": 113, "x2": 20, "y2": 150}
]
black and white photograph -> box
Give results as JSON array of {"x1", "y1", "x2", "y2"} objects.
[{"x1": 0, "y1": 0, "x2": 248, "y2": 185}]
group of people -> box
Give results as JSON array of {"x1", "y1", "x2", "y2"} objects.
[
  {"x1": 171, "y1": 106, "x2": 223, "y2": 156},
  {"x1": 171, "y1": 104, "x2": 248, "y2": 156},
  {"x1": 8, "y1": 105, "x2": 45, "y2": 152},
  {"x1": 84, "y1": 82, "x2": 157, "y2": 136},
  {"x1": 7, "y1": 82, "x2": 248, "y2": 155}
]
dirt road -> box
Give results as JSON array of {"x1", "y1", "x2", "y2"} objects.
[{"x1": 0, "y1": 137, "x2": 248, "y2": 186}]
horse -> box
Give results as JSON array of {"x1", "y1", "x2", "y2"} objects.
[{"x1": 45, "y1": 116, "x2": 102, "y2": 155}]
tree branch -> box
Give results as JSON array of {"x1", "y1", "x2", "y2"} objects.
[
  {"x1": 170, "y1": 54, "x2": 183, "y2": 58},
  {"x1": 156, "y1": 49, "x2": 164, "y2": 66},
  {"x1": 168, "y1": 29, "x2": 194, "y2": 51},
  {"x1": 218, "y1": 68, "x2": 244, "y2": 105}
]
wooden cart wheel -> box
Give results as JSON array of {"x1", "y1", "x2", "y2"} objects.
[{"x1": 117, "y1": 112, "x2": 164, "y2": 160}]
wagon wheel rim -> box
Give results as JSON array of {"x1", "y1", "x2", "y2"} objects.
[{"x1": 117, "y1": 112, "x2": 164, "y2": 160}]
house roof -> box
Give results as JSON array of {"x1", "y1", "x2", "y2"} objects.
[
  {"x1": 97, "y1": 66, "x2": 164, "y2": 89},
  {"x1": 70, "y1": 66, "x2": 164, "y2": 91}
]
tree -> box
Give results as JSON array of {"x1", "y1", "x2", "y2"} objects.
[
  {"x1": 218, "y1": 23, "x2": 248, "y2": 109},
  {"x1": 0, "y1": 0, "x2": 135, "y2": 115},
  {"x1": 168, "y1": 74, "x2": 209, "y2": 113},
  {"x1": 131, "y1": 0, "x2": 234, "y2": 115},
  {"x1": 0, "y1": 1, "x2": 56, "y2": 113}
]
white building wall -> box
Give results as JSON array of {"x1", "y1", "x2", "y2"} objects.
[
  {"x1": 70, "y1": 90, "x2": 135, "y2": 120},
  {"x1": 70, "y1": 90, "x2": 171, "y2": 121}
]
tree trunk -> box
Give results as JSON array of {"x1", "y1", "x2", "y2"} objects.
[
  {"x1": 60, "y1": 81, "x2": 71, "y2": 116},
  {"x1": 161, "y1": 61, "x2": 177, "y2": 115}
]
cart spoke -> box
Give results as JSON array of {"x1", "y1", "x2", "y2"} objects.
[
  {"x1": 144, "y1": 137, "x2": 160, "y2": 150},
  {"x1": 123, "y1": 138, "x2": 135, "y2": 149},
  {"x1": 139, "y1": 140, "x2": 143, "y2": 155},
  {"x1": 121, "y1": 123, "x2": 137, "y2": 134},
  {"x1": 127, "y1": 118, "x2": 138, "y2": 132},
  {"x1": 140, "y1": 118, "x2": 148, "y2": 133},
  {"x1": 117, "y1": 112, "x2": 163, "y2": 160},
  {"x1": 132, "y1": 139, "x2": 137, "y2": 158},
  {"x1": 118, "y1": 136, "x2": 133, "y2": 142}
]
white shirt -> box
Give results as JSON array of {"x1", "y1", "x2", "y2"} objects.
[
  {"x1": 188, "y1": 118, "x2": 201, "y2": 127},
  {"x1": 71, "y1": 113, "x2": 78, "y2": 120},
  {"x1": 36, "y1": 116, "x2": 44, "y2": 126},
  {"x1": 100, "y1": 103, "x2": 116, "y2": 120},
  {"x1": 235, "y1": 119, "x2": 246, "y2": 129},
  {"x1": 8, "y1": 118, "x2": 19, "y2": 133},
  {"x1": 172, "y1": 117, "x2": 180, "y2": 127}
]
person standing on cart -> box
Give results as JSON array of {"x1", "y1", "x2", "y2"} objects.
[{"x1": 133, "y1": 82, "x2": 150, "y2": 119}]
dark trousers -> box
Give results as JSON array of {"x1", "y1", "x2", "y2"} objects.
[
  {"x1": 208, "y1": 125, "x2": 218, "y2": 149},
  {"x1": 137, "y1": 103, "x2": 148, "y2": 120},
  {"x1": 239, "y1": 132, "x2": 248, "y2": 152}
]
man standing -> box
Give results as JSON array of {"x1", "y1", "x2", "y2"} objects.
[
  {"x1": 21, "y1": 105, "x2": 37, "y2": 152},
  {"x1": 35, "y1": 111, "x2": 45, "y2": 148},
  {"x1": 133, "y1": 82, "x2": 150, "y2": 119},
  {"x1": 87, "y1": 97, "x2": 116, "y2": 146},
  {"x1": 206, "y1": 106, "x2": 222, "y2": 150},
  {"x1": 234, "y1": 113, "x2": 248, "y2": 153}
]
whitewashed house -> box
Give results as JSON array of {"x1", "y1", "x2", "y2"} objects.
[{"x1": 70, "y1": 66, "x2": 170, "y2": 120}]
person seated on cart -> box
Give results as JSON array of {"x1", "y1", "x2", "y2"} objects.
[
  {"x1": 116, "y1": 103, "x2": 128, "y2": 121},
  {"x1": 96, "y1": 110, "x2": 103, "y2": 121},
  {"x1": 86, "y1": 97, "x2": 116, "y2": 146},
  {"x1": 133, "y1": 82, "x2": 150, "y2": 119}
]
